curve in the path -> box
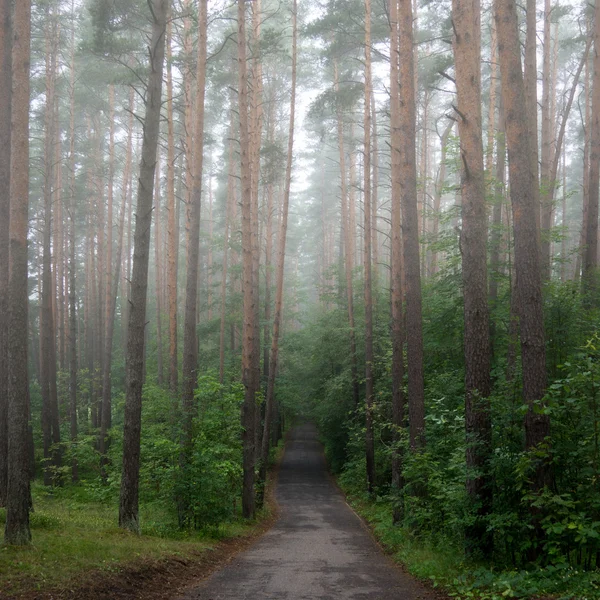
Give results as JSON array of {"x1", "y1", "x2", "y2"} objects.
[{"x1": 178, "y1": 423, "x2": 441, "y2": 600}]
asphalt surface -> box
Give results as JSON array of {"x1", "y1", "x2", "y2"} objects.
[{"x1": 179, "y1": 423, "x2": 439, "y2": 600}]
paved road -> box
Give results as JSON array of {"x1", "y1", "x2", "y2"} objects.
[{"x1": 179, "y1": 423, "x2": 439, "y2": 600}]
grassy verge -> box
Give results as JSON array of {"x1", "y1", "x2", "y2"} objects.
[
  {"x1": 0, "y1": 439, "x2": 286, "y2": 599},
  {"x1": 0, "y1": 483, "x2": 269, "y2": 598},
  {"x1": 340, "y1": 490, "x2": 600, "y2": 600}
]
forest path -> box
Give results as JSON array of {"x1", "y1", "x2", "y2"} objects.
[{"x1": 177, "y1": 423, "x2": 440, "y2": 600}]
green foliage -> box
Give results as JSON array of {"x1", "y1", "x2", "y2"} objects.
[{"x1": 174, "y1": 375, "x2": 244, "y2": 529}]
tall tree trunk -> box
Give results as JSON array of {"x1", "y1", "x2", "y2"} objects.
[
  {"x1": 263, "y1": 93, "x2": 276, "y2": 385},
  {"x1": 41, "y1": 15, "x2": 61, "y2": 486},
  {"x1": 399, "y1": 0, "x2": 425, "y2": 451},
  {"x1": 219, "y1": 123, "x2": 236, "y2": 384},
  {"x1": 390, "y1": 0, "x2": 405, "y2": 522},
  {"x1": 68, "y1": 1, "x2": 78, "y2": 482},
  {"x1": 166, "y1": 17, "x2": 178, "y2": 393},
  {"x1": 496, "y1": 0, "x2": 551, "y2": 494},
  {"x1": 584, "y1": 0, "x2": 600, "y2": 295},
  {"x1": 452, "y1": 0, "x2": 493, "y2": 556},
  {"x1": 5, "y1": 0, "x2": 32, "y2": 545},
  {"x1": 540, "y1": 0, "x2": 553, "y2": 278},
  {"x1": 179, "y1": 0, "x2": 207, "y2": 526},
  {"x1": 154, "y1": 153, "x2": 164, "y2": 385},
  {"x1": 0, "y1": 0, "x2": 12, "y2": 508},
  {"x1": 259, "y1": 0, "x2": 297, "y2": 496},
  {"x1": 334, "y1": 60, "x2": 360, "y2": 408},
  {"x1": 371, "y1": 90, "x2": 379, "y2": 284},
  {"x1": 524, "y1": 0, "x2": 540, "y2": 236},
  {"x1": 490, "y1": 91, "x2": 506, "y2": 343},
  {"x1": 431, "y1": 121, "x2": 453, "y2": 275},
  {"x1": 119, "y1": 0, "x2": 167, "y2": 533},
  {"x1": 250, "y1": 0, "x2": 263, "y2": 466},
  {"x1": 238, "y1": 0, "x2": 257, "y2": 519},
  {"x1": 363, "y1": 0, "x2": 375, "y2": 495},
  {"x1": 100, "y1": 85, "x2": 116, "y2": 472}
]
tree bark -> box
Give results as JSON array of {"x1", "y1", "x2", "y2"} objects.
[
  {"x1": 40, "y1": 14, "x2": 61, "y2": 486},
  {"x1": 179, "y1": 0, "x2": 207, "y2": 527},
  {"x1": 334, "y1": 60, "x2": 360, "y2": 408},
  {"x1": 363, "y1": 0, "x2": 375, "y2": 495},
  {"x1": 259, "y1": 0, "x2": 297, "y2": 497},
  {"x1": 68, "y1": 2, "x2": 78, "y2": 482},
  {"x1": 0, "y1": 0, "x2": 12, "y2": 508},
  {"x1": 540, "y1": 0, "x2": 553, "y2": 278},
  {"x1": 496, "y1": 0, "x2": 551, "y2": 489},
  {"x1": 584, "y1": 0, "x2": 600, "y2": 295},
  {"x1": 239, "y1": 0, "x2": 257, "y2": 519},
  {"x1": 399, "y1": 0, "x2": 425, "y2": 451},
  {"x1": 119, "y1": 0, "x2": 167, "y2": 533},
  {"x1": 452, "y1": 0, "x2": 493, "y2": 556},
  {"x1": 5, "y1": 0, "x2": 32, "y2": 545},
  {"x1": 389, "y1": 0, "x2": 405, "y2": 523},
  {"x1": 166, "y1": 17, "x2": 178, "y2": 393}
]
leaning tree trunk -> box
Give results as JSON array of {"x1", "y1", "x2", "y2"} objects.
[
  {"x1": 259, "y1": 0, "x2": 297, "y2": 497},
  {"x1": 452, "y1": 0, "x2": 493, "y2": 556},
  {"x1": 0, "y1": 0, "x2": 12, "y2": 507},
  {"x1": 118, "y1": 0, "x2": 167, "y2": 533},
  {"x1": 5, "y1": 0, "x2": 32, "y2": 546}
]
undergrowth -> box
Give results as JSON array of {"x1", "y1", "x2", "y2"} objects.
[{"x1": 342, "y1": 489, "x2": 600, "y2": 600}]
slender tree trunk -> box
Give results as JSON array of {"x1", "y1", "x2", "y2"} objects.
[
  {"x1": 68, "y1": 2, "x2": 78, "y2": 482},
  {"x1": 584, "y1": 0, "x2": 600, "y2": 295},
  {"x1": 496, "y1": 0, "x2": 551, "y2": 493},
  {"x1": 179, "y1": 0, "x2": 207, "y2": 527},
  {"x1": 239, "y1": 0, "x2": 257, "y2": 519},
  {"x1": 0, "y1": 0, "x2": 12, "y2": 508},
  {"x1": 154, "y1": 153, "x2": 164, "y2": 385},
  {"x1": 41, "y1": 16, "x2": 61, "y2": 485},
  {"x1": 453, "y1": 0, "x2": 493, "y2": 556},
  {"x1": 540, "y1": 0, "x2": 553, "y2": 278},
  {"x1": 371, "y1": 90, "x2": 379, "y2": 284},
  {"x1": 390, "y1": 0, "x2": 405, "y2": 523},
  {"x1": 259, "y1": 0, "x2": 297, "y2": 496},
  {"x1": 219, "y1": 124, "x2": 235, "y2": 384},
  {"x1": 99, "y1": 85, "x2": 116, "y2": 472},
  {"x1": 5, "y1": 0, "x2": 32, "y2": 545},
  {"x1": 524, "y1": 0, "x2": 540, "y2": 236},
  {"x1": 363, "y1": 0, "x2": 375, "y2": 495},
  {"x1": 250, "y1": 0, "x2": 263, "y2": 465},
  {"x1": 399, "y1": 0, "x2": 425, "y2": 451},
  {"x1": 490, "y1": 91, "x2": 506, "y2": 340},
  {"x1": 432, "y1": 121, "x2": 453, "y2": 275},
  {"x1": 166, "y1": 18, "x2": 178, "y2": 393},
  {"x1": 119, "y1": 0, "x2": 167, "y2": 533},
  {"x1": 263, "y1": 93, "x2": 276, "y2": 385},
  {"x1": 334, "y1": 60, "x2": 360, "y2": 408}
]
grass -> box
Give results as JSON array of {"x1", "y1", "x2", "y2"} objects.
[{"x1": 0, "y1": 483, "x2": 261, "y2": 597}]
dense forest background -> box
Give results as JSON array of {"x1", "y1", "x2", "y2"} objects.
[{"x1": 2, "y1": 0, "x2": 600, "y2": 597}]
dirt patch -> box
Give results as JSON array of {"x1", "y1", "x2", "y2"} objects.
[{"x1": 1, "y1": 459, "x2": 282, "y2": 600}]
